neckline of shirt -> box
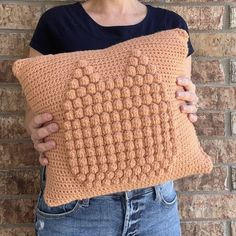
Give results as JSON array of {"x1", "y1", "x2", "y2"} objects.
[{"x1": 76, "y1": 2, "x2": 152, "y2": 29}]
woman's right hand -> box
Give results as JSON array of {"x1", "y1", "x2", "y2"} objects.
[{"x1": 28, "y1": 112, "x2": 59, "y2": 166}]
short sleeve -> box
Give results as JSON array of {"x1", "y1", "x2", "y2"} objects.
[
  {"x1": 29, "y1": 11, "x2": 61, "y2": 55},
  {"x1": 166, "y1": 11, "x2": 194, "y2": 58},
  {"x1": 176, "y1": 15, "x2": 194, "y2": 57}
]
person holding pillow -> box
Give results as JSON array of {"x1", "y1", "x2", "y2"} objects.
[{"x1": 25, "y1": 0, "x2": 199, "y2": 235}]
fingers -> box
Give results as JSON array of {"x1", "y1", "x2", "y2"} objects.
[
  {"x1": 39, "y1": 152, "x2": 48, "y2": 166},
  {"x1": 31, "y1": 122, "x2": 59, "y2": 142},
  {"x1": 34, "y1": 140, "x2": 56, "y2": 153},
  {"x1": 176, "y1": 76, "x2": 196, "y2": 93},
  {"x1": 30, "y1": 113, "x2": 53, "y2": 130},
  {"x1": 28, "y1": 112, "x2": 58, "y2": 167},
  {"x1": 176, "y1": 76, "x2": 198, "y2": 104},
  {"x1": 175, "y1": 90, "x2": 199, "y2": 104},
  {"x1": 188, "y1": 113, "x2": 198, "y2": 123},
  {"x1": 180, "y1": 104, "x2": 198, "y2": 114},
  {"x1": 175, "y1": 77, "x2": 199, "y2": 123}
]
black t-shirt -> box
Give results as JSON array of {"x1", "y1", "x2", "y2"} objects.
[{"x1": 29, "y1": 2, "x2": 194, "y2": 57}]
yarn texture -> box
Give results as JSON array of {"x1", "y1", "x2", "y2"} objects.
[{"x1": 12, "y1": 28, "x2": 213, "y2": 207}]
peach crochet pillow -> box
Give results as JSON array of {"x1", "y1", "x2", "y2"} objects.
[{"x1": 12, "y1": 28, "x2": 213, "y2": 207}]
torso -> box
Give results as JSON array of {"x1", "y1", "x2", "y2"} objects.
[{"x1": 29, "y1": 1, "x2": 193, "y2": 57}]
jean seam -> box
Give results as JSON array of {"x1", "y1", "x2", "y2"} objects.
[{"x1": 35, "y1": 199, "x2": 83, "y2": 219}]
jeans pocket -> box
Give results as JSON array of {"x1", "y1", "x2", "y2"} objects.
[
  {"x1": 36, "y1": 166, "x2": 90, "y2": 219},
  {"x1": 158, "y1": 180, "x2": 178, "y2": 208},
  {"x1": 36, "y1": 191, "x2": 90, "y2": 219}
]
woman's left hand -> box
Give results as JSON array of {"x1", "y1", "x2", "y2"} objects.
[{"x1": 175, "y1": 76, "x2": 199, "y2": 123}]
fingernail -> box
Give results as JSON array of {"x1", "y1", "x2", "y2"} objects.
[
  {"x1": 50, "y1": 141, "x2": 55, "y2": 147},
  {"x1": 47, "y1": 113, "x2": 52, "y2": 119},
  {"x1": 177, "y1": 92, "x2": 182, "y2": 97},
  {"x1": 51, "y1": 124, "x2": 58, "y2": 131}
]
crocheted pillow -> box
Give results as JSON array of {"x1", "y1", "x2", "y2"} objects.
[{"x1": 12, "y1": 28, "x2": 213, "y2": 207}]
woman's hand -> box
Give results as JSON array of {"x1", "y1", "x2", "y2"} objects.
[
  {"x1": 175, "y1": 76, "x2": 199, "y2": 123},
  {"x1": 28, "y1": 113, "x2": 58, "y2": 166}
]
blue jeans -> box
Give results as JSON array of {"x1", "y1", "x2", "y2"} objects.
[{"x1": 34, "y1": 165, "x2": 181, "y2": 236}]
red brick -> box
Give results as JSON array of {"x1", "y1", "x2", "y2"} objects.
[
  {"x1": 0, "y1": 227, "x2": 34, "y2": 236},
  {"x1": 175, "y1": 166, "x2": 227, "y2": 192},
  {"x1": 0, "y1": 198, "x2": 36, "y2": 224},
  {"x1": 0, "y1": 3, "x2": 42, "y2": 29},
  {"x1": 194, "y1": 112, "x2": 225, "y2": 136},
  {"x1": 179, "y1": 193, "x2": 236, "y2": 219},
  {"x1": 0, "y1": 87, "x2": 26, "y2": 112},
  {"x1": 0, "y1": 116, "x2": 28, "y2": 139},
  {"x1": 197, "y1": 87, "x2": 236, "y2": 110},
  {"x1": 181, "y1": 221, "x2": 225, "y2": 236},
  {"x1": 0, "y1": 60, "x2": 18, "y2": 83},
  {"x1": 192, "y1": 60, "x2": 224, "y2": 84},
  {"x1": 0, "y1": 143, "x2": 39, "y2": 169},
  {"x1": 0, "y1": 169, "x2": 40, "y2": 195},
  {"x1": 200, "y1": 139, "x2": 236, "y2": 164}
]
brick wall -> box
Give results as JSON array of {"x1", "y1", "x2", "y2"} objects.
[{"x1": 0, "y1": 0, "x2": 235, "y2": 235}]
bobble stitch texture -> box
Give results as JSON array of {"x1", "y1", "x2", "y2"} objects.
[{"x1": 62, "y1": 48, "x2": 177, "y2": 188}]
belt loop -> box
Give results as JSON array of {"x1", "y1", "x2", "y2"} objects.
[
  {"x1": 124, "y1": 191, "x2": 129, "y2": 201},
  {"x1": 81, "y1": 197, "x2": 90, "y2": 206},
  {"x1": 153, "y1": 184, "x2": 161, "y2": 202}
]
